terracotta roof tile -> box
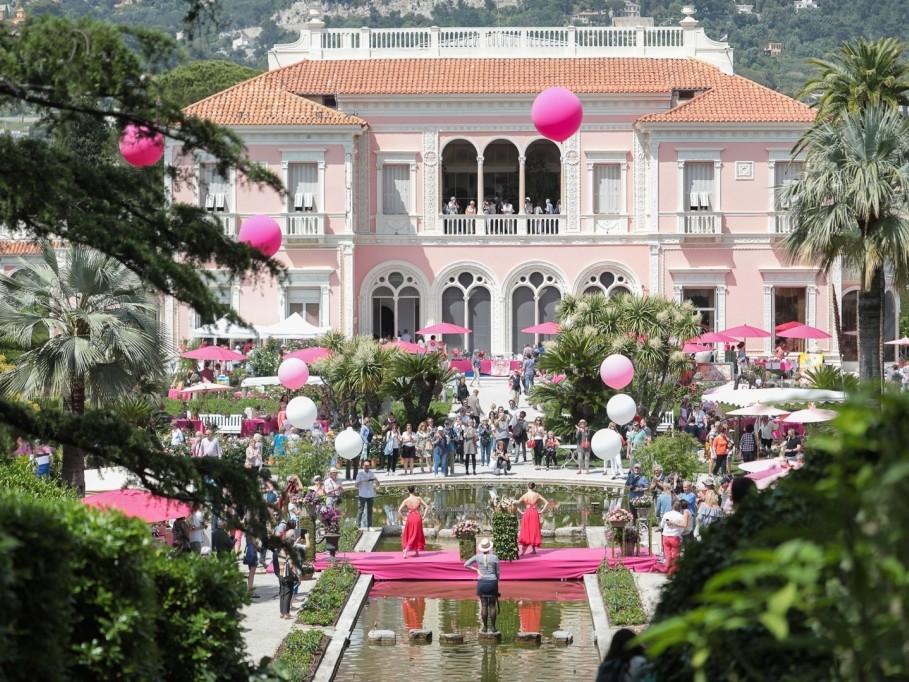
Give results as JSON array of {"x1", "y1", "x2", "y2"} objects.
[
  {"x1": 0, "y1": 241, "x2": 46, "y2": 255},
  {"x1": 186, "y1": 57, "x2": 814, "y2": 125},
  {"x1": 184, "y1": 74, "x2": 367, "y2": 126}
]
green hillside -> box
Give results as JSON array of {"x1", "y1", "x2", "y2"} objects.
[{"x1": 21, "y1": 0, "x2": 909, "y2": 97}]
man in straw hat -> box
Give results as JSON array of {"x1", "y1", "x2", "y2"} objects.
[{"x1": 464, "y1": 537, "x2": 501, "y2": 634}]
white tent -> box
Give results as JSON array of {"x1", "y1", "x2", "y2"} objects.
[
  {"x1": 704, "y1": 387, "x2": 846, "y2": 407},
  {"x1": 255, "y1": 313, "x2": 329, "y2": 339},
  {"x1": 240, "y1": 375, "x2": 323, "y2": 388},
  {"x1": 190, "y1": 317, "x2": 258, "y2": 340}
]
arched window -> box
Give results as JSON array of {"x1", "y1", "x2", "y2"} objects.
[
  {"x1": 441, "y1": 272, "x2": 492, "y2": 353},
  {"x1": 371, "y1": 271, "x2": 421, "y2": 340},
  {"x1": 511, "y1": 271, "x2": 561, "y2": 354},
  {"x1": 582, "y1": 271, "x2": 633, "y2": 298}
]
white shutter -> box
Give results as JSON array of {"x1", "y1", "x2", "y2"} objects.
[
  {"x1": 382, "y1": 165, "x2": 409, "y2": 215},
  {"x1": 685, "y1": 162, "x2": 714, "y2": 210},
  {"x1": 288, "y1": 163, "x2": 318, "y2": 212},
  {"x1": 595, "y1": 164, "x2": 621, "y2": 214}
]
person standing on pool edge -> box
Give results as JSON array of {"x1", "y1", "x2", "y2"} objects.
[{"x1": 464, "y1": 537, "x2": 501, "y2": 634}]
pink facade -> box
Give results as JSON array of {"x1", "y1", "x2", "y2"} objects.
[{"x1": 164, "y1": 17, "x2": 895, "y2": 362}]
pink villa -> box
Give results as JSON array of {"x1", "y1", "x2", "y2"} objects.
[{"x1": 162, "y1": 7, "x2": 897, "y2": 365}]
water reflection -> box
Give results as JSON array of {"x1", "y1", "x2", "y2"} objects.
[{"x1": 337, "y1": 581, "x2": 600, "y2": 682}]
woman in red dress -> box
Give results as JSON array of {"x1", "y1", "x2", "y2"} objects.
[
  {"x1": 398, "y1": 485, "x2": 428, "y2": 559},
  {"x1": 517, "y1": 482, "x2": 548, "y2": 556}
]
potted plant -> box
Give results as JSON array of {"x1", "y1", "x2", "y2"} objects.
[
  {"x1": 301, "y1": 489, "x2": 323, "y2": 519},
  {"x1": 298, "y1": 562, "x2": 315, "y2": 581},
  {"x1": 606, "y1": 524, "x2": 640, "y2": 556},
  {"x1": 605, "y1": 507, "x2": 634, "y2": 528},
  {"x1": 452, "y1": 519, "x2": 482, "y2": 560},
  {"x1": 320, "y1": 506, "x2": 342, "y2": 558}
]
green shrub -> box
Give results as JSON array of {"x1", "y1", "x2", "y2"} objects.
[
  {"x1": 297, "y1": 561, "x2": 359, "y2": 626},
  {"x1": 271, "y1": 439, "x2": 330, "y2": 486},
  {"x1": 0, "y1": 455, "x2": 75, "y2": 500},
  {"x1": 273, "y1": 629, "x2": 326, "y2": 682},
  {"x1": 632, "y1": 431, "x2": 701, "y2": 482},
  {"x1": 598, "y1": 560, "x2": 647, "y2": 626},
  {"x1": 0, "y1": 493, "x2": 260, "y2": 681},
  {"x1": 491, "y1": 511, "x2": 519, "y2": 561}
]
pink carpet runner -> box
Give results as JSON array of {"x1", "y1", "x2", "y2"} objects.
[{"x1": 313, "y1": 547, "x2": 658, "y2": 580}]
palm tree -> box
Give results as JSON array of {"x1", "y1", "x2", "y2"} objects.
[
  {"x1": 535, "y1": 293, "x2": 702, "y2": 434},
  {"x1": 383, "y1": 350, "x2": 454, "y2": 427},
  {"x1": 0, "y1": 244, "x2": 166, "y2": 492},
  {"x1": 319, "y1": 335, "x2": 392, "y2": 423},
  {"x1": 782, "y1": 105, "x2": 909, "y2": 381},
  {"x1": 798, "y1": 37, "x2": 909, "y2": 122}
]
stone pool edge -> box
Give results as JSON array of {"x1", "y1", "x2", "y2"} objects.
[{"x1": 311, "y1": 572, "x2": 374, "y2": 682}]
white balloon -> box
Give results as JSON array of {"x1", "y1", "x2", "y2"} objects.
[
  {"x1": 335, "y1": 427, "x2": 364, "y2": 460},
  {"x1": 286, "y1": 396, "x2": 317, "y2": 429},
  {"x1": 590, "y1": 428, "x2": 623, "y2": 460},
  {"x1": 606, "y1": 393, "x2": 637, "y2": 426}
]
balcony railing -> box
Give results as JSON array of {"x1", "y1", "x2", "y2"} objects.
[
  {"x1": 771, "y1": 212, "x2": 793, "y2": 234},
  {"x1": 678, "y1": 212, "x2": 722, "y2": 236},
  {"x1": 213, "y1": 213, "x2": 325, "y2": 240},
  {"x1": 441, "y1": 214, "x2": 564, "y2": 236}
]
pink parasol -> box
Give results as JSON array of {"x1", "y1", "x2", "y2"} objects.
[
  {"x1": 521, "y1": 321, "x2": 561, "y2": 334},
  {"x1": 382, "y1": 340, "x2": 425, "y2": 354},
  {"x1": 775, "y1": 320, "x2": 803, "y2": 332},
  {"x1": 182, "y1": 381, "x2": 233, "y2": 393},
  {"x1": 719, "y1": 324, "x2": 772, "y2": 339},
  {"x1": 83, "y1": 489, "x2": 193, "y2": 523},
  {"x1": 782, "y1": 408, "x2": 837, "y2": 423},
  {"x1": 884, "y1": 337, "x2": 909, "y2": 346},
  {"x1": 417, "y1": 322, "x2": 472, "y2": 335},
  {"x1": 746, "y1": 466, "x2": 790, "y2": 490},
  {"x1": 694, "y1": 331, "x2": 740, "y2": 344},
  {"x1": 777, "y1": 324, "x2": 832, "y2": 340},
  {"x1": 181, "y1": 346, "x2": 246, "y2": 361},
  {"x1": 683, "y1": 342, "x2": 713, "y2": 353},
  {"x1": 284, "y1": 346, "x2": 333, "y2": 363}
]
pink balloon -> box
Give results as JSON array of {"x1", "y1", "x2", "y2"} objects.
[
  {"x1": 531, "y1": 87, "x2": 583, "y2": 143},
  {"x1": 600, "y1": 354, "x2": 634, "y2": 390},
  {"x1": 118, "y1": 124, "x2": 165, "y2": 167},
  {"x1": 238, "y1": 214, "x2": 283, "y2": 258},
  {"x1": 278, "y1": 358, "x2": 310, "y2": 390}
]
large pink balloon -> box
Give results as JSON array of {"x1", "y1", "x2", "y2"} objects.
[
  {"x1": 278, "y1": 358, "x2": 310, "y2": 390},
  {"x1": 531, "y1": 87, "x2": 584, "y2": 143},
  {"x1": 118, "y1": 124, "x2": 165, "y2": 167},
  {"x1": 600, "y1": 354, "x2": 634, "y2": 390},
  {"x1": 238, "y1": 215, "x2": 283, "y2": 258}
]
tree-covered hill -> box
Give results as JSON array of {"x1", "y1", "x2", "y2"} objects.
[{"x1": 21, "y1": 0, "x2": 909, "y2": 97}]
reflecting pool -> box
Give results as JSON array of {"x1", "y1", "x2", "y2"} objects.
[{"x1": 336, "y1": 580, "x2": 600, "y2": 681}]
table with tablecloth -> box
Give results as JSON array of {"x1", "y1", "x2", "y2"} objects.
[
  {"x1": 448, "y1": 359, "x2": 523, "y2": 376},
  {"x1": 240, "y1": 418, "x2": 280, "y2": 436},
  {"x1": 173, "y1": 418, "x2": 203, "y2": 433},
  {"x1": 168, "y1": 389, "x2": 192, "y2": 400}
]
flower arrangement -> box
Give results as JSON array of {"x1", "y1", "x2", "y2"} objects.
[
  {"x1": 606, "y1": 525, "x2": 640, "y2": 545},
  {"x1": 451, "y1": 519, "x2": 481, "y2": 539},
  {"x1": 631, "y1": 496, "x2": 653, "y2": 508},
  {"x1": 490, "y1": 496, "x2": 517, "y2": 514},
  {"x1": 605, "y1": 507, "x2": 634, "y2": 525},
  {"x1": 301, "y1": 489, "x2": 324, "y2": 508},
  {"x1": 320, "y1": 506, "x2": 342, "y2": 534}
]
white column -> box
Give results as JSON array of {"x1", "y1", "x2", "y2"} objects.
[
  {"x1": 713, "y1": 160, "x2": 722, "y2": 212},
  {"x1": 648, "y1": 243, "x2": 660, "y2": 296},
  {"x1": 806, "y1": 284, "x2": 818, "y2": 351},
  {"x1": 673, "y1": 285, "x2": 683, "y2": 304},
  {"x1": 715, "y1": 285, "x2": 727, "y2": 332},
  {"x1": 318, "y1": 160, "x2": 327, "y2": 219},
  {"x1": 340, "y1": 241, "x2": 354, "y2": 336},
  {"x1": 518, "y1": 155, "x2": 526, "y2": 213},
  {"x1": 587, "y1": 163, "x2": 595, "y2": 215},
  {"x1": 476, "y1": 155, "x2": 484, "y2": 210},
  {"x1": 763, "y1": 285, "x2": 774, "y2": 355},
  {"x1": 344, "y1": 150, "x2": 353, "y2": 234},
  {"x1": 320, "y1": 285, "x2": 330, "y2": 327},
  {"x1": 409, "y1": 162, "x2": 418, "y2": 216}
]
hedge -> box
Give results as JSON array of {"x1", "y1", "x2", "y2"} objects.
[
  {"x1": 273, "y1": 629, "x2": 326, "y2": 682},
  {"x1": 598, "y1": 559, "x2": 647, "y2": 626},
  {"x1": 297, "y1": 561, "x2": 359, "y2": 626}
]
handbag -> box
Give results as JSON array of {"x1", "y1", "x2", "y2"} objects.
[
  {"x1": 581, "y1": 440, "x2": 590, "y2": 448},
  {"x1": 383, "y1": 439, "x2": 393, "y2": 456}
]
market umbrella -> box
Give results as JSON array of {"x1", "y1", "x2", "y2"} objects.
[
  {"x1": 775, "y1": 321, "x2": 803, "y2": 333},
  {"x1": 738, "y1": 458, "x2": 785, "y2": 473},
  {"x1": 718, "y1": 324, "x2": 772, "y2": 339},
  {"x1": 782, "y1": 407, "x2": 837, "y2": 423},
  {"x1": 704, "y1": 386, "x2": 846, "y2": 407},
  {"x1": 284, "y1": 346, "x2": 333, "y2": 363},
  {"x1": 777, "y1": 324, "x2": 832, "y2": 340},
  {"x1": 683, "y1": 342, "x2": 713, "y2": 353},
  {"x1": 181, "y1": 346, "x2": 246, "y2": 362},
  {"x1": 382, "y1": 340, "x2": 425, "y2": 354},
  {"x1": 417, "y1": 322, "x2": 472, "y2": 335},
  {"x1": 884, "y1": 337, "x2": 909, "y2": 346},
  {"x1": 182, "y1": 381, "x2": 234, "y2": 393},
  {"x1": 694, "y1": 331, "x2": 740, "y2": 344},
  {"x1": 746, "y1": 466, "x2": 790, "y2": 490},
  {"x1": 521, "y1": 321, "x2": 561, "y2": 334},
  {"x1": 727, "y1": 403, "x2": 789, "y2": 417},
  {"x1": 83, "y1": 489, "x2": 193, "y2": 523}
]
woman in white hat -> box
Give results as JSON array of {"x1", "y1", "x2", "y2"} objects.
[
  {"x1": 464, "y1": 537, "x2": 500, "y2": 633},
  {"x1": 244, "y1": 433, "x2": 263, "y2": 470}
]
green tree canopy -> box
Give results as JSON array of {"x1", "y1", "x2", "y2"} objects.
[
  {"x1": 154, "y1": 60, "x2": 262, "y2": 108},
  {"x1": 534, "y1": 293, "x2": 702, "y2": 435}
]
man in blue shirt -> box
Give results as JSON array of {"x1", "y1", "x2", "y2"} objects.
[
  {"x1": 624, "y1": 464, "x2": 649, "y2": 520},
  {"x1": 678, "y1": 480, "x2": 698, "y2": 516}
]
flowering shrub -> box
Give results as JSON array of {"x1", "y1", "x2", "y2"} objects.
[
  {"x1": 631, "y1": 496, "x2": 653, "y2": 508},
  {"x1": 490, "y1": 496, "x2": 517, "y2": 514},
  {"x1": 451, "y1": 519, "x2": 481, "y2": 538},
  {"x1": 605, "y1": 507, "x2": 634, "y2": 525},
  {"x1": 320, "y1": 506, "x2": 342, "y2": 534},
  {"x1": 301, "y1": 490, "x2": 324, "y2": 508}
]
